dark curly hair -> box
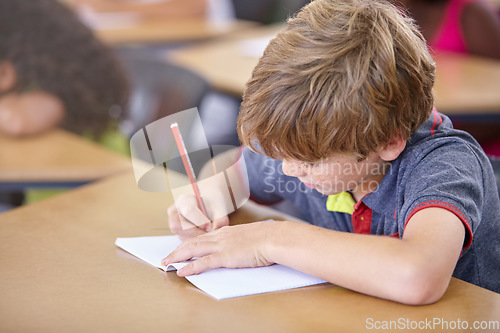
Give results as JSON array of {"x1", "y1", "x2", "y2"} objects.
[{"x1": 0, "y1": 0, "x2": 129, "y2": 137}]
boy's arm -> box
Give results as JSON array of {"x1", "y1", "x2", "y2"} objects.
[
  {"x1": 164, "y1": 206, "x2": 465, "y2": 305},
  {"x1": 268, "y1": 207, "x2": 465, "y2": 305}
]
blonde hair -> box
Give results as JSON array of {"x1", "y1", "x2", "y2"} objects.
[{"x1": 238, "y1": 0, "x2": 435, "y2": 161}]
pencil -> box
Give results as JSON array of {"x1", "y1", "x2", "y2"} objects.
[{"x1": 170, "y1": 122, "x2": 209, "y2": 219}]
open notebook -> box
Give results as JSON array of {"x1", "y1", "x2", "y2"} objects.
[{"x1": 115, "y1": 235, "x2": 326, "y2": 300}]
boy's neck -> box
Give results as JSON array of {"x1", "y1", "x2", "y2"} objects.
[{"x1": 350, "y1": 162, "x2": 390, "y2": 202}]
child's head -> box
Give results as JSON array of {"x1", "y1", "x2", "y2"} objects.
[
  {"x1": 238, "y1": 0, "x2": 435, "y2": 162},
  {"x1": 0, "y1": 0, "x2": 128, "y2": 137}
]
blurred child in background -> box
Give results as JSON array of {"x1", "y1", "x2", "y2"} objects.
[
  {"x1": 0, "y1": 0, "x2": 130, "y2": 205},
  {"x1": 393, "y1": 0, "x2": 500, "y2": 156},
  {"x1": 393, "y1": 0, "x2": 500, "y2": 59},
  {"x1": 0, "y1": 0, "x2": 129, "y2": 147}
]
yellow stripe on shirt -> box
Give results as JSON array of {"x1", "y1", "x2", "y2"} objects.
[{"x1": 326, "y1": 191, "x2": 356, "y2": 215}]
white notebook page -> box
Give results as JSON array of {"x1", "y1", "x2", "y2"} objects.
[{"x1": 115, "y1": 236, "x2": 327, "y2": 300}]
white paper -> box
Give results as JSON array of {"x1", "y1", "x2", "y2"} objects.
[{"x1": 115, "y1": 235, "x2": 326, "y2": 300}]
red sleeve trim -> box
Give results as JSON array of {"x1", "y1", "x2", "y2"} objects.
[
  {"x1": 436, "y1": 110, "x2": 443, "y2": 125},
  {"x1": 404, "y1": 200, "x2": 473, "y2": 249},
  {"x1": 430, "y1": 107, "x2": 442, "y2": 135}
]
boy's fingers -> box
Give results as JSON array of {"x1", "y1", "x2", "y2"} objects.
[
  {"x1": 168, "y1": 210, "x2": 183, "y2": 234},
  {"x1": 178, "y1": 215, "x2": 207, "y2": 237},
  {"x1": 212, "y1": 216, "x2": 229, "y2": 230},
  {"x1": 198, "y1": 222, "x2": 212, "y2": 232},
  {"x1": 177, "y1": 204, "x2": 211, "y2": 228},
  {"x1": 177, "y1": 255, "x2": 221, "y2": 276},
  {"x1": 167, "y1": 203, "x2": 178, "y2": 215},
  {"x1": 163, "y1": 238, "x2": 216, "y2": 266},
  {"x1": 168, "y1": 207, "x2": 207, "y2": 239},
  {"x1": 170, "y1": 195, "x2": 215, "y2": 233},
  {"x1": 177, "y1": 226, "x2": 207, "y2": 241}
]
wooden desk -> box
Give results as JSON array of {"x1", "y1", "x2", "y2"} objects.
[
  {"x1": 0, "y1": 170, "x2": 499, "y2": 332},
  {"x1": 167, "y1": 24, "x2": 279, "y2": 95},
  {"x1": 0, "y1": 129, "x2": 130, "y2": 187},
  {"x1": 62, "y1": 0, "x2": 256, "y2": 45},
  {"x1": 95, "y1": 18, "x2": 256, "y2": 45},
  {"x1": 168, "y1": 25, "x2": 500, "y2": 116},
  {"x1": 432, "y1": 53, "x2": 500, "y2": 115}
]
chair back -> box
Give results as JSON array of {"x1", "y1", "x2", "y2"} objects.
[
  {"x1": 119, "y1": 54, "x2": 210, "y2": 137},
  {"x1": 231, "y1": 0, "x2": 308, "y2": 24}
]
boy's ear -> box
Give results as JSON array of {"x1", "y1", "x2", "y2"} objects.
[
  {"x1": 378, "y1": 135, "x2": 406, "y2": 161},
  {"x1": 0, "y1": 61, "x2": 17, "y2": 92}
]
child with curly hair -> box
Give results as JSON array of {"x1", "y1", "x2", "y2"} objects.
[
  {"x1": 0, "y1": 0, "x2": 128, "y2": 141},
  {"x1": 0, "y1": 0, "x2": 130, "y2": 205}
]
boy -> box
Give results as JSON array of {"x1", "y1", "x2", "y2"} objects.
[{"x1": 162, "y1": 0, "x2": 500, "y2": 304}]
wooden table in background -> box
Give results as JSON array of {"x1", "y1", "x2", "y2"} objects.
[
  {"x1": 167, "y1": 24, "x2": 279, "y2": 95},
  {"x1": 0, "y1": 170, "x2": 499, "y2": 332},
  {"x1": 95, "y1": 18, "x2": 257, "y2": 45},
  {"x1": 432, "y1": 53, "x2": 500, "y2": 116},
  {"x1": 0, "y1": 129, "x2": 130, "y2": 189},
  {"x1": 61, "y1": 0, "x2": 257, "y2": 46},
  {"x1": 168, "y1": 24, "x2": 500, "y2": 117}
]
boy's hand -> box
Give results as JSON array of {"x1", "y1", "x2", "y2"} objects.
[
  {"x1": 167, "y1": 194, "x2": 229, "y2": 241},
  {"x1": 161, "y1": 221, "x2": 275, "y2": 276}
]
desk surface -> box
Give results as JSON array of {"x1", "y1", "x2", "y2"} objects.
[
  {"x1": 0, "y1": 170, "x2": 499, "y2": 332},
  {"x1": 169, "y1": 24, "x2": 500, "y2": 115},
  {"x1": 95, "y1": 18, "x2": 256, "y2": 45},
  {"x1": 0, "y1": 129, "x2": 130, "y2": 184}
]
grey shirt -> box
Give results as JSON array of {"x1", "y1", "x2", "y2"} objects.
[{"x1": 243, "y1": 110, "x2": 500, "y2": 293}]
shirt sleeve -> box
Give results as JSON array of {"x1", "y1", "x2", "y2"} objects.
[
  {"x1": 400, "y1": 141, "x2": 485, "y2": 249},
  {"x1": 242, "y1": 147, "x2": 284, "y2": 205}
]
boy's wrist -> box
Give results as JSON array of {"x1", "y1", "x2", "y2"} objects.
[{"x1": 262, "y1": 221, "x2": 296, "y2": 265}]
